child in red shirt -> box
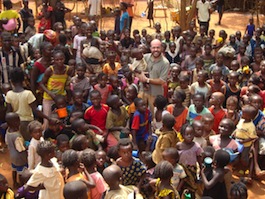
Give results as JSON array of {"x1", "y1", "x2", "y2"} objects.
[
  {"x1": 208, "y1": 92, "x2": 226, "y2": 133},
  {"x1": 94, "y1": 73, "x2": 112, "y2": 104}
]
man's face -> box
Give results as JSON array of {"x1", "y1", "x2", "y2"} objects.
[{"x1": 150, "y1": 40, "x2": 162, "y2": 58}]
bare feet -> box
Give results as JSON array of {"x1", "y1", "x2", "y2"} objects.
[{"x1": 256, "y1": 170, "x2": 265, "y2": 178}]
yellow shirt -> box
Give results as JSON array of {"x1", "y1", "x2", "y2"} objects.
[
  {"x1": 152, "y1": 129, "x2": 179, "y2": 164},
  {"x1": 5, "y1": 90, "x2": 36, "y2": 121},
  {"x1": 102, "y1": 62, "x2": 121, "y2": 76},
  {"x1": 0, "y1": 188, "x2": 14, "y2": 199},
  {"x1": 234, "y1": 119, "x2": 257, "y2": 147},
  {"x1": 0, "y1": 10, "x2": 19, "y2": 20}
]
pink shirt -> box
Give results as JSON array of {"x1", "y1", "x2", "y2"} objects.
[
  {"x1": 209, "y1": 134, "x2": 238, "y2": 151},
  {"x1": 90, "y1": 172, "x2": 107, "y2": 199}
]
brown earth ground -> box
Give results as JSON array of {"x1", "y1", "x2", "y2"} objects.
[{"x1": 0, "y1": 0, "x2": 265, "y2": 198}]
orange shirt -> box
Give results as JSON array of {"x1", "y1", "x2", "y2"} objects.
[
  {"x1": 208, "y1": 106, "x2": 226, "y2": 133},
  {"x1": 166, "y1": 104, "x2": 188, "y2": 132},
  {"x1": 102, "y1": 62, "x2": 121, "y2": 76}
]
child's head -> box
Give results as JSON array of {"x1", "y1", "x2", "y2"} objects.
[
  {"x1": 197, "y1": 70, "x2": 208, "y2": 84},
  {"x1": 172, "y1": 89, "x2": 186, "y2": 104},
  {"x1": 68, "y1": 59, "x2": 76, "y2": 69},
  {"x1": 56, "y1": 134, "x2": 70, "y2": 153},
  {"x1": 102, "y1": 164, "x2": 122, "y2": 189},
  {"x1": 229, "y1": 34, "x2": 236, "y2": 43},
  {"x1": 230, "y1": 181, "x2": 248, "y2": 199},
  {"x1": 73, "y1": 90, "x2": 84, "y2": 106},
  {"x1": 71, "y1": 118, "x2": 87, "y2": 134},
  {"x1": 71, "y1": 134, "x2": 88, "y2": 151},
  {"x1": 162, "y1": 147, "x2": 180, "y2": 166},
  {"x1": 180, "y1": 123, "x2": 194, "y2": 144},
  {"x1": 209, "y1": 29, "x2": 215, "y2": 38},
  {"x1": 54, "y1": 95, "x2": 67, "y2": 109},
  {"x1": 154, "y1": 161, "x2": 173, "y2": 180},
  {"x1": 106, "y1": 94, "x2": 122, "y2": 109},
  {"x1": 192, "y1": 120, "x2": 204, "y2": 137},
  {"x1": 90, "y1": 90, "x2": 102, "y2": 107},
  {"x1": 162, "y1": 114, "x2": 176, "y2": 130},
  {"x1": 28, "y1": 17, "x2": 35, "y2": 27},
  {"x1": 213, "y1": 149, "x2": 230, "y2": 168},
  {"x1": 134, "y1": 98, "x2": 147, "y2": 113},
  {"x1": 89, "y1": 75, "x2": 98, "y2": 87},
  {"x1": 37, "y1": 140, "x2": 55, "y2": 160},
  {"x1": 95, "y1": 150, "x2": 107, "y2": 168},
  {"x1": 1, "y1": 32, "x2": 12, "y2": 50},
  {"x1": 53, "y1": 50, "x2": 65, "y2": 67},
  {"x1": 107, "y1": 51, "x2": 116, "y2": 63},
  {"x1": 193, "y1": 93, "x2": 205, "y2": 110},
  {"x1": 69, "y1": 110, "x2": 83, "y2": 124},
  {"x1": 204, "y1": 44, "x2": 212, "y2": 55},
  {"x1": 10, "y1": 67, "x2": 24, "y2": 85},
  {"x1": 134, "y1": 34, "x2": 141, "y2": 44},
  {"x1": 241, "y1": 105, "x2": 257, "y2": 121},
  {"x1": 5, "y1": 112, "x2": 20, "y2": 129},
  {"x1": 228, "y1": 71, "x2": 239, "y2": 85},
  {"x1": 216, "y1": 52, "x2": 224, "y2": 66},
  {"x1": 169, "y1": 42, "x2": 176, "y2": 53},
  {"x1": 28, "y1": 120, "x2": 43, "y2": 140},
  {"x1": 201, "y1": 113, "x2": 214, "y2": 132},
  {"x1": 249, "y1": 17, "x2": 254, "y2": 24},
  {"x1": 109, "y1": 75, "x2": 119, "y2": 89},
  {"x1": 39, "y1": 41, "x2": 53, "y2": 57},
  {"x1": 141, "y1": 29, "x2": 147, "y2": 37},
  {"x1": 117, "y1": 138, "x2": 133, "y2": 162},
  {"x1": 3, "y1": 0, "x2": 12, "y2": 9},
  {"x1": 235, "y1": 31, "x2": 241, "y2": 40},
  {"x1": 131, "y1": 48, "x2": 143, "y2": 60},
  {"x1": 126, "y1": 84, "x2": 138, "y2": 101},
  {"x1": 209, "y1": 92, "x2": 225, "y2": 107},
  {"x1": 154, "y1": 95, "x2": 168, "y2": 111},
  {"x1": 154, "y1": 22, "x2": 161, "y2": 32},
  {"x1": 230, "y1": 60, "x2": 240, "y2": 71},
  {"x1": 81, "y1": 148, "x2": 96, "y2": 170},
  {"x1": 249, "y1": 94, "x2": 263, "y2": 110},
  {"x1": 63, "y1": 181, "x2": 88, "y2": 199},
  {"x1": 226, "y1": 96, "x2": 238, "y2": 111},
  {"x1": 0, "y1": 174, "x2": 8, "y2": 193},
  {"x1": 1, "y1": 83, "x2": 11, "y2": 95},
  {"x1": 62, "y1": 149, "x2": 79, "y2": 169},
  {"x1": 218, "y1": 118, "x2": 235, "y2": 136},
  {"x1": 195, "y1": 57, "x2": 204, "y2": 71},
  {"x1": 97, "y1": 72, "x2": 108, "y2": 87},
  {"x1": 179, "y1": 74, "x2": 189, "y2": 89},
  {"x1": 170, "y1": 64, "x2": 181, "y2": 79},
  {"x1": 142, "y1": 151, "x2": 156, "y2": 169},
  {"x1": 76, "y1": 64, "x2": 86, "y2": 79},
  {"x1": 211, "y1": 67, "x2": 222, "y2": 82}
]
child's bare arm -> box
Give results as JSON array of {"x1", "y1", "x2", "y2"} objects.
[
  {"x1": 177, "y1": 179, "x2": 185, "y2": 192},
  {"x1": 201, "y1": 168, "x2": 223, "y2": 189},
  {"x1": 81, "y1": 164, "x2": 96, "y2": 188}
]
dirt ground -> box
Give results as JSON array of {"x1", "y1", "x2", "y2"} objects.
[{"x1": 0, "y1": 0, "x2": 265, "y2": 198}]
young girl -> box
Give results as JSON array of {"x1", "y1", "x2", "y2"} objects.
[
  {"x1": 106, "y1": 95, "x2": 129, "y2": 149},
  {"x1": 166, "y1": 89, "x2": 188, "y2": 132},
  {"x1": 94, "y1": 73, "x2": 112, "y2": 104},
  {"x1": 37, "y1": 2, "x2": 53, "y2": 32},
  {"x1": 201, "y1": 150, "x2": 230, "y2": 199},
  {"x1": 40, "y1": 50, "x2": 74, "y2": 129},
  {"x1": 0, "y1": 174, "x2": 14, "y2": 199},
  {"x1": 202, "y1": 44, "x2": 215, "y2": 72},
  {"x1": 70, "y1": 64, "x2": 90, "y2": 101},
  {"x1": 176, "y1": 124, "x2": 203, "y2": 197},
  {"x1": 28, "y1": 120, "x2": 44, "y2": 171},
  {"x1": 25, "y1": 141, "x2": 64, "y2": 199},
  {"x1": 207, "y1": 67, "x2": 225, "y2": 93},
  {"x1": 95, "y1": 150, "x2": 110, "y2": 174},
  {"x1": 152, "y1": 161, "x2": 180, "y2": 199},
  {"x1": 5, "y1": 113, "x2": 27, "y2": 188}
]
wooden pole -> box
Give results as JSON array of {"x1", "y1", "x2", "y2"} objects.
[{"x1": 180, "y1": 0, "x2": 186, "y2": 30}]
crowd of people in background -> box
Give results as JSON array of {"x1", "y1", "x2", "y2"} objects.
[{"x1": 0, "y1": 0, "x2": 264, "y2": 198}]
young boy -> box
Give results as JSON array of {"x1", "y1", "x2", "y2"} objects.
[
  {"x1": 24, "y1": 17, "x2": 36, "y2": 41},
  {"x1": 175, "y1": 75, "x2": 191, "y2": 107},
  {"x1": 152, "y1": 114, "x2": 178, "y2": 164},
  {"x1": 233, "y1": 105, "x2": 258, "y2": 174},
  {"x1": 116, "y1": 138, "x2": 146, "y2": 186},
  {"x1": 202, "y1": 113, "x2": 215, "y2": 144},
  {"x1": 208, "y1": 92, "x2": 226, "y2": 133},
  {"x1": 193, "y1": 120, "x2": 207, "y2": 148},
  {"x1": 84, "y1": 90, "x2": 109, "y2": 137},
  {"x1": 63, "y1": 181, "x2": 88, "y2": 199},
  {"x1": 131, "y1": 98, "x2": 152, "y2": 151},
  {"x1": 81, "y1": 149, "x2": 107, "y2": 199},
  {"x1": 162, "y1": 147, "x2": 187, "y2": 192},
  {"x1": 5, "y1": 112, "x2": 27, "y2": 187}
]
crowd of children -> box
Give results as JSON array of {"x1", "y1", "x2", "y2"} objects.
[{"x1": 0, "y1": 0, "x2": 265, "y2": 198}]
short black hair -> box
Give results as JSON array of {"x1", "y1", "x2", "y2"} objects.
[
  {"x1": 81, "y1": 148, "x2": 96, "y2": 168},
  {"x1": 10, "y1": 67, "x2": 24, "y2": 84},
  {"x1": 154, "y1": 95, "x2": 168, "y2": 110},
  {"x1": 134, "y1": 97, "x2": 144, "y2": 107},
  {"x1": 117, "y1": 138, "x2": 133, "y2": 150},
  {"x1": 162, "y1": 114, "x2": 176, "y2": 129},
  {"x1": 180, "y1": 123, "x2": 194, "y2": 136},
  {"x1": 37, "y1": 140, "x2": 55, "y2": 157},
  {"x1": 89, "y1": 90, "x2": 101, "y2": 98},
  {"x1": 56, "y1": 134, "x2": 69, "y2": 147},
  {"x1": 71, "y1": 134, "x2": 87, "y2": 151},
  {"x1": 154, "y1": 161, "x2": 173, "y2": 180},
  {"x1": 97, "y1": 72, "x2": 107, "y2": 80},
  {"x1": 62, "y1": 149, "x2": 79, "y2": 168},
  {"x1": 173, "y1": 89, "x2": 186, "y2": 102},
  {"x1": 63, "y1": 181, "x2": 88, "y2": 199},
  {"x1": 214, "y1": 149, "x2": 230, "y2": 168}
]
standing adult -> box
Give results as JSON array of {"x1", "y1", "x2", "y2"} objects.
[
  {"x1": 119, "y1": 2, "x2": 129, "y2": 34},
  {"x1": 196, "y1": 0, "x2": 211, "y2": 35},
  {"x1": 120, "y1": 0, "x2": 134, "y2": 31},
  {"x1": 19, "y1": 0, "x2": 33, "y2": 32},
  {"x1": 88, "y1": 0, "x2": 102, "y2": 25},
  {"x1": 216, "y1": 0, "x2": 224, "y2": 25},
  {"x1": 138, "y1": 39, "x2": 170, "y2": 116}
]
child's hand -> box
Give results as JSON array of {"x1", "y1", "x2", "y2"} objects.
[
  {"x1": 146, "y1": 135, "x2": 153, "y2": 145},
  {"x1": 0, "y1": 122, "x2": 7, "y2": 130},
  {"x1": 121, "y1": 127, "x2": 130, "y2": 134}
]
